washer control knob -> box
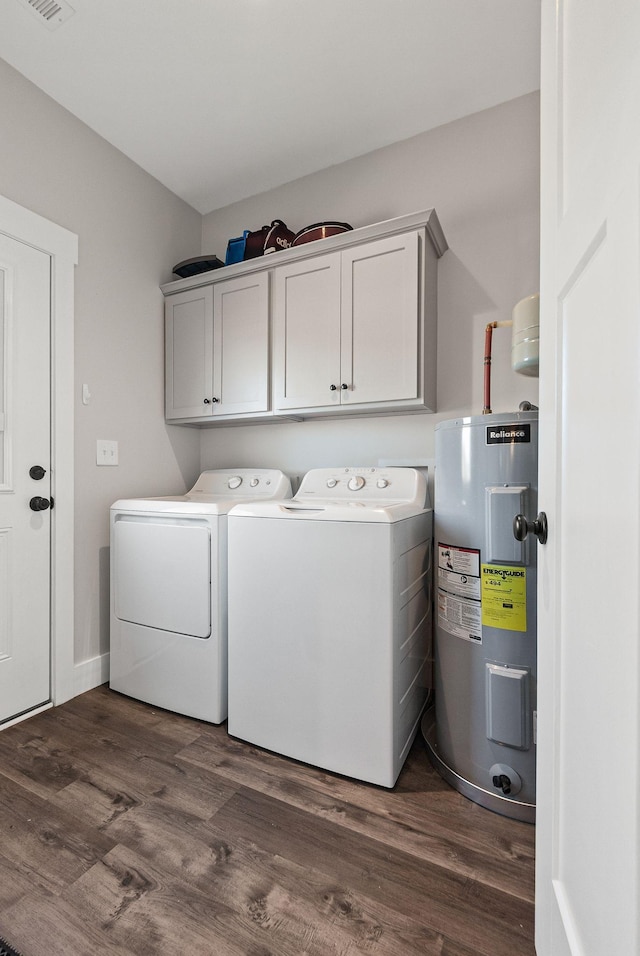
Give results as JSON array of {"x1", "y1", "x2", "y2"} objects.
[
  {"x1": 326, "y1": 478, "x2": 338, "y2": 488},
  {"x1": 228, "y1": 476, "x2": 242, "y2": 489},
  {"x1": 376, "y1": 478, "x2": 389, "y2": 489},
  {"x1": 250, "y1": 478, "x2": 259, "y2": 487},
  {"x1": 348, "y1": 475, "x2": 365, "y2": 491}
]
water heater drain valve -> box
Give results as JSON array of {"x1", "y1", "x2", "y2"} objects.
[{"x1": 489, "y1": 763, "x2": 523, "y2": 797}]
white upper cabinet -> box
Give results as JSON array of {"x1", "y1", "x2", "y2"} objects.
[
  {"x1": 162, "y1": 210, "x2": 446, "y2": 425},
  {"x1": 212, "y1": 272, "x2": 269, "y2": 416},
  {"x1": 342, "y1": 232, "x2": 421, "y2": 406},
  {"x1": 273, "y1": 230, "x2": 425, "y2": 414},
  {"x1": 165, "y1": 285, "x2": 214, "y2": 421},
  {"x1": 165, "y1": 272, "x2": 269, "y2": 422},
  {"x1": 272, "y1": 253, "x2": 343, "y2": 411}
]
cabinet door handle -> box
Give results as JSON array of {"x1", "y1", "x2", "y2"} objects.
[
  {"x1": 203, "y1": 398, "x2": 211, "y2": 404},
  {"x1": 341, "y1": 383, "x2": 348, "y2": 390},
  {"x1": 330, "y1": 384, "x2": 337, "y2": 391},
  {"x1": 212, "y1": 397, "x2": 219, "y2": 403}
]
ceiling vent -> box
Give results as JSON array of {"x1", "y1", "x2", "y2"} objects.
[{"x1": 15, "y1": 0, "x2": 76, "y2": 30}]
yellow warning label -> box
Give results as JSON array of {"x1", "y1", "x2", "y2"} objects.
[{"x1": 481, "y1": 564, "x2": 527, "y2": 632}]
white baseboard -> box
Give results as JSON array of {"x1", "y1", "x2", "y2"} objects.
[
  {"x1": 73, "y1": 652, "x2": 110, "y2": 697},
  {"x1": 1, "y1": 702, "x2": 53, "y2": 731}
]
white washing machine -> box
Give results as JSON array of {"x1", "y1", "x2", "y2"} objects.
[
  {"x1": 227, "y1": 466, "x2": 433, "y2": 787},
  {"x1": 109, "y1": 468, "x2": 291, "y2": 723}
]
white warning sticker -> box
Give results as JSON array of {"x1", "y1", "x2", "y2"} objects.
[
  {"x1": 437, "y1": 543, "x2": 482, "y2": 643},
  {"x1": 438, "y1": 566, "x2": 481, "y2": 600},
  {"x1": 437, "y1": 544, "x2": 481, "y2": 599},
  {"x1": 438, "y1": 544, "x2": 480, "y2": 577},
  {"x1": 437, "y1": 591, "x2": 482, "y2": 643}
]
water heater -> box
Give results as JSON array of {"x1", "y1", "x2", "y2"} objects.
[{"x1": 423, "y1": 410, "x2": 538, "y2": 822}]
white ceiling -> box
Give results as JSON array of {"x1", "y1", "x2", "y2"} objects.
[{"x1": 0, "y1": 0, "x2": 541, "y2": 215}]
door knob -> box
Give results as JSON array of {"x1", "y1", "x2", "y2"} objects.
[
  {"x1": 29, "y1": 465, "x2": 46, "y2": 480},
  {"x1": 30, "y1": 496, "x2": 52, "y2": 512},
  {"x1": 513, "y1": 512, "x2": 548, "y2": 545}
]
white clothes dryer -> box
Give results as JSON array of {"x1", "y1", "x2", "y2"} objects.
[
  {"x1": 109, "y1": 468, "x2": 291, "y2": 723},
  {"x1": 227, "y1": 466, "x2": 433, "y2": 787}
]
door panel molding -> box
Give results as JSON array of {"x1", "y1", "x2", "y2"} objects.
[
  {"x1": 0, "y1": 528, "x2": 10, "y2": 660},
  {"x1": 0, "y1": 261, "x2": 13, "y2": 491}
]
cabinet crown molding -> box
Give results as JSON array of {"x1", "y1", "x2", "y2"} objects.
[{"x1": 161, "y1": 209, "x2": 447, "y2": 295}]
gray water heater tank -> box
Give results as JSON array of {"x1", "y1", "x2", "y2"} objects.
[{"x1": 422, "y1": 410, "x2": 538, "y2": 822}]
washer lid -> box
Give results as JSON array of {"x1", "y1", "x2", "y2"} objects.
[
  {"x1": 229, "y1": 499, "x2": 429, "y2": 523},
  {"x1": 229, "y1": 467, "x2": 429, "y2": 522}
]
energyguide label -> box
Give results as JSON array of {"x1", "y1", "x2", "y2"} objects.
[{"x1": 481, "y1": 564, "x2": 527, "y2": 632}]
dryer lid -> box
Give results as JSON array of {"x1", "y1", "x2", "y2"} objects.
[
  {"x1": 111, "y1": 468, "x2": 292, "y2": 515},
  {"x1": 188, "y1": 468, "x2": 291, "y2": 499}
]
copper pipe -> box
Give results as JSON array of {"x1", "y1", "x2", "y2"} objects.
[
  {"x1": 483, "y1": 320, "x2": 513, "y2": 415},
  {"x1": 483, "y1": 322, "x2": 497, "y2": 415}
]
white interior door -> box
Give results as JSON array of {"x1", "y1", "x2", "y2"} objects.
[
  {"x1": 0, "y1": 233, "x2": 51, "y2": 723},
  {"x1": 536, "y1": 1, "x2": 640, "y2": 953}
]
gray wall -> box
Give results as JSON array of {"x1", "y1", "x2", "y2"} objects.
[
  {"x1": 0, "y1": 59, "x2": 202, "y2": 667},
  {"x1": 0, "y1": 57, "x2": 539, "y2": 677},
  {"x1": 199, "y1": 92, "x2": 540, "y2": 478}
]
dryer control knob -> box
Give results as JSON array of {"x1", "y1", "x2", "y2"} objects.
[
  {"x1": 250, "y1": 478, "x2": 259, "y2": 487},
  {"x1": 376, "y1": 478, "x2": 389, "y2": 489},
  {"x1": 326, "y1": 478, "x2": 338, "y2": 488},
  {"x1": 228, "y1": 476, "x2": 243, "y2": 489},
  {"x1": 347, "y1": 475, "x2": 365, "y2": 491}
]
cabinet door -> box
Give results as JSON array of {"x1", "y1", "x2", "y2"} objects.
[
  {"x1": 212, "y1": 272, "x2": 269, "y2": 415},
  {"x1": 273, "y1": 253, "x2": 342, "y2": 411},
  {"x1": 340, "y1": 231, "x2": 420, "y2": 406},
  {"x1": 165, "y1": 286, "x2": 214, "y2": 420}
]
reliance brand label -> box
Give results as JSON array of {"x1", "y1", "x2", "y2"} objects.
[{"x1": 486, "y1": 423, "x2": 531, "y2": 445}]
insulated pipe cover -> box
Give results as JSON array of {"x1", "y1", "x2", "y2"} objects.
[{"x1": 512, "y1": 293, "x2": 539, "y2": 376}]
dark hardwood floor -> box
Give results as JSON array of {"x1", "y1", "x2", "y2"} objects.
[{"x1": 0, "y1": 686, "x2": 535, "y2": 955}]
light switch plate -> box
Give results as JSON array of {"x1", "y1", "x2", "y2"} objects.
[{"x1": 97, "y1": 440, "x2": 118, "y2": 466}]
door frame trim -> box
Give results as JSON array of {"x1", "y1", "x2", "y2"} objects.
[{"x1": 0, "y1": 193, "x2": 77, "y2": 707}]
